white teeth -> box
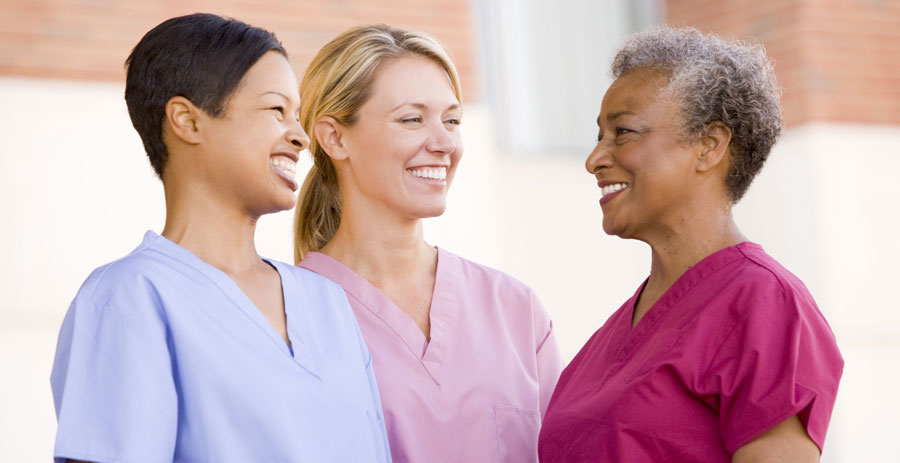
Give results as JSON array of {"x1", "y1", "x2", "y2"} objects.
[
  {"x1": 407, "y1": 167, "x2": 447, "y2": 181},
  {"x1": 601, "y1": 183, "x2": 628, "y2": 197},
  {"x1": 271, "y1": 157, "x2": 297, "y2": 177}
]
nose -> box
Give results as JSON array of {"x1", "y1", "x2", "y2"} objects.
[
  {"x1": 585, "y1": 141, "x2": 613, "y2": 174},
  {"x1": 287, "y1": 119, "x2": 310, "y2": 152},
  {"x1": 426, "y1": 120, "x2": 457, "y2": 154}
]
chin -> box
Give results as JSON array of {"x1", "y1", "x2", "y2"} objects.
[
  {"x1": 411, "y1": 202, "x2": 447, "y2": 219},
  {"x1": 257, "y1": 193, "x2": 297, "y2": 216},
  {"x1": 601, "y1": 218, "x2": 629, "y2": 239},
  {"x1": 281, "y1": 193, "x2": 300, "y2": 210}
]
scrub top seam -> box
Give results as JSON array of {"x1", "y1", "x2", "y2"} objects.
[
  {"x1": 696, "y1": 280, "x2": 775, "y2": 388},
  {"x1": 736, "y1": 247, "x2": 793, "y2": 295},
  {"x1": 301, "y1": 252, "x2": 437, "y2": 365},
  {"x1": 72, "y1": 298, "x2": 168, "y2": 336},
  {"x1": 343, "y1": 289, "x2": 425, "y2": 361},
  {"x1": 145, "y1": 234, "x2": 299, "y2": 361},
  {"x1": 75, "y1": 235, "x2": 157, "y2": 302},
  {"x1": 265, "y1": 259, "x2": 322, "y2": 373},
  {"x1": 618, "y1": 250, "x2": 747, "y2": 359},
  {"x1": 535, "y1": 319, "x2": 555, "y2": 354}
]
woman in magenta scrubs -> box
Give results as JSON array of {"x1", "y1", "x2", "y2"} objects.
[
  {"x1": 292, "y1": 25, "x2": 563, "y2": 462},
  {"x1": 537, "y1": 27, "x2": 843, "y2": 462}
]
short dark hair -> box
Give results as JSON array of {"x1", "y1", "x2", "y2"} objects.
[{"x1": 125, "y1": 13, "x2": 286, "y2": 178}]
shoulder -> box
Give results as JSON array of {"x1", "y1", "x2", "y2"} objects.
[
  {"x1": 270, "y1": 259, "x2": 347, "y2": 296},
  {"x1": 700, "y1": 244, "x2": 838, "y2": 353},
  {"x1": 735, "y1": 244, "x2": 812, "y2": 295},
  {"x1": 268, "y1": 259, "x2": 357, "y2": 323},
  {"x1": 268, "y1": 259, "x2": 369, "y2": 361},
  {"x1": 440, "y1": 249, "x2": 554, "y2": 337},
  {"x1": 441, "y1": 248, "x2": 536, "y2": 300},
  {"x1": 58, "y1": 242, "x2": 182, "y2": 350},
  {"x1": 725, "y1": 244, "x2": 819, "y2": 315},
  {"x1": 72, "y1": 242, "x2": 180, "y2": 319}
]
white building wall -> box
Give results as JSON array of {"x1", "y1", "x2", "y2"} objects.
[{"x1": 2, "y1": 77, "x2": 898, "y2": 460}]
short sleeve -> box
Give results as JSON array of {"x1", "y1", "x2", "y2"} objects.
[
  {"x1": 703, "y1": 283, "x2": 843, "y2": 454},
  {"x1": 50, "y1": 299, "x2": 178, "y2": 463},
  {"x1": 531, "y1": 291, "x2": 563, "y2": 417}
]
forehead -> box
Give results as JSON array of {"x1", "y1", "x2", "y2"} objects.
[
  {"x1": 366, "y1": 54, "x2": 458, "y2": 107},
  {"x1": 600, "y1": 67, "x2": 672, "y2": 119},
  {"x1": 232, "y1": 51, "x2": 299, "y2": 99}
]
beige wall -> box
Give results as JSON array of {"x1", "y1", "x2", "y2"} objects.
[{"x1": 2, "y1": 75, "x2": 898, "y2": 460}]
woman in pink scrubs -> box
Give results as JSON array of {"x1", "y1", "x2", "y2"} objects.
[
  {"x1": 537, "y1": 27, "x2": 843, "y2": 462},
  {"x1": 292, "y1": 25, "x2": 563, "y2": 462}
]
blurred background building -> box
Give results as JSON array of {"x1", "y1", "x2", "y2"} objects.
[{"x1": 2, "y1": 0, "x2": 898, "y2": 460}]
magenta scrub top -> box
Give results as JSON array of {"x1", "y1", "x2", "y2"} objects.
[
  {"x1": 538, "y1": 242, "x2": 843, "y2": 462},
  {"x1": 300, "y1": 248, "x2": 563, "y2": 463}
]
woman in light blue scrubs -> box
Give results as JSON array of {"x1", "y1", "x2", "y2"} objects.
[{"x1": 50, "y1": 13, "x2": 391, "y2": 463}]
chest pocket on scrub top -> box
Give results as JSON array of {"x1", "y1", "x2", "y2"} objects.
[{"x1": 493, "y1": 404, "x2": 540, "y2": 463}]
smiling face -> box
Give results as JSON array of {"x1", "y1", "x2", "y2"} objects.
[
  {"x1": 336, "y1": 54, "x2": 462, "y2": 221},
  {"x1": 585, "y1": 67, "x2": 705, "y2": 239},
  {"x1": 199, "y1": 50, "x2": 309, "y2": 216}
]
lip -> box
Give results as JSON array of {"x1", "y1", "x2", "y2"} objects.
[
  {"x1": 271, "y1": 149, "x2": 300, "y2": 163},
  {"x1": 407, "y1": 163, "x2": 450, "y2": 169},
  {"x1": 406, "y1": 164, "x2": 450, "y2": 187},
  {"x1": 272, "y1": 164, "x2": 298, "y2": 191},
  {"x1": 597, "y1": 180, "x2": 628, "y2": 206},
  {"x1": 270, "y1": 149, "x2": 300, "y2": 192}
]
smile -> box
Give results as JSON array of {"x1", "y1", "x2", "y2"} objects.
[
  {"x1": 271, "y1": 156, "x2": 298, "y2": 191},
  {"x1": 407, "y1": 166, "x2": 447, "y2": 181},
  {"x1": 271, "y1": 157, "x2": 297, "y2": 178},
  {"x1": 601, "y1": 182, "x2": 628, "y2": 197}
]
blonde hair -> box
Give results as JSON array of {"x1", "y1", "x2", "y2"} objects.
[{"x1": 293, "y1": 24, "x2": 462, "y2": 263}]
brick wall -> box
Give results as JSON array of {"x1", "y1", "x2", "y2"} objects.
[
  {"x1": 0, "y1": 0, "x2": 478, "y2": 100},
  {"x1": 667, "y1": 0, "x2": 900, "y2": 127}
]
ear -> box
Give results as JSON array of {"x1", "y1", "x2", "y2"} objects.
[
  {"x1": 696, "y1": 121, "x2": 732, "y2": 173},
  {"x1": 165, "y1": 96, "x2": 203, "y2": 145},
  {"x1": 314, "y1": 116, "x2": 349, "y2": 161}
]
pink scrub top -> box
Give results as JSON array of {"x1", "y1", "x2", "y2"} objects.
[
  {"x1": 538, "y1": 242, "x2": 843, "y2": 462},
  {"x1": 300, "y1": 248, "x2": 563, "y2": 463}
]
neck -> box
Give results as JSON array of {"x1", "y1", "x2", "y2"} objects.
[
  {"x1": 320, "y1": 198, "x2": 436, "y2": 286},
  {"x1": 161, "y1": 177, "x2": 263, "y2": 275},
  {"x1": 643, "y1": 206, "x2": 745, "y2": 293}
]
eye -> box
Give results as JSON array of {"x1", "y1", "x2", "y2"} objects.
[
  {"x1": 401, "y1": 116, "x2": 423, "y2": 123},
  {"x1": 269, "y1": 106, "x2": 285, "y2": 116},
  {"x1": 444, "y1": 118, "x2": 461, "y2": 126},
  {"x1": 615, "y1": 127, "x2": 633, "y2": 136}
]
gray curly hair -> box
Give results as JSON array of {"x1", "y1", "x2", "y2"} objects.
[{"x1": 612, "y1": 26, "x2": 782, "y2": 202}]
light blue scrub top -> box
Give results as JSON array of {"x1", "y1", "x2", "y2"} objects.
[{"x1": 50, "y1": 231, "x2": 392, "y2": 463}]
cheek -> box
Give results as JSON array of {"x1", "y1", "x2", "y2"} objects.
[
  {"x1": 452, "y1": 133, "x2": 464, "y2": 158},
  {"x1": 451, "y1": 145, "x2": 463, "y2": 166},
  {"x1": 230, "y1": 121, "x2": 278, "y2": 155},
  {"x1": 363, "y1": 128, "x2": 420, "y2": 162}
]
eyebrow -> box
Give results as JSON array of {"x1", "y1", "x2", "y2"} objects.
[
  {"x1": 260, "y1": 91, "x2": 293, "y2": 101},
  {"x1": 597, "y1": 110, "x2": 638, "y2": 126},
  {"x1": 391, "y1": 102, "x2": 462, "y2": 112}
]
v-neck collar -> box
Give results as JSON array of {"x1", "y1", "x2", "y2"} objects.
[
  {"x1": 299, "y1": 247, "x2": 459, "y2": 385},
  {"x1": 143, "y1": 231, "x2": 318, "y2": 377},
  {"x1": 615, "y1": 241, "x2": 758, "y2": 360}
]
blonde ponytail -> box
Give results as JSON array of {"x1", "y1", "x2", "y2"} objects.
[{"x1": 293, "y1": 162, "x2": 341, "y2": 263}]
